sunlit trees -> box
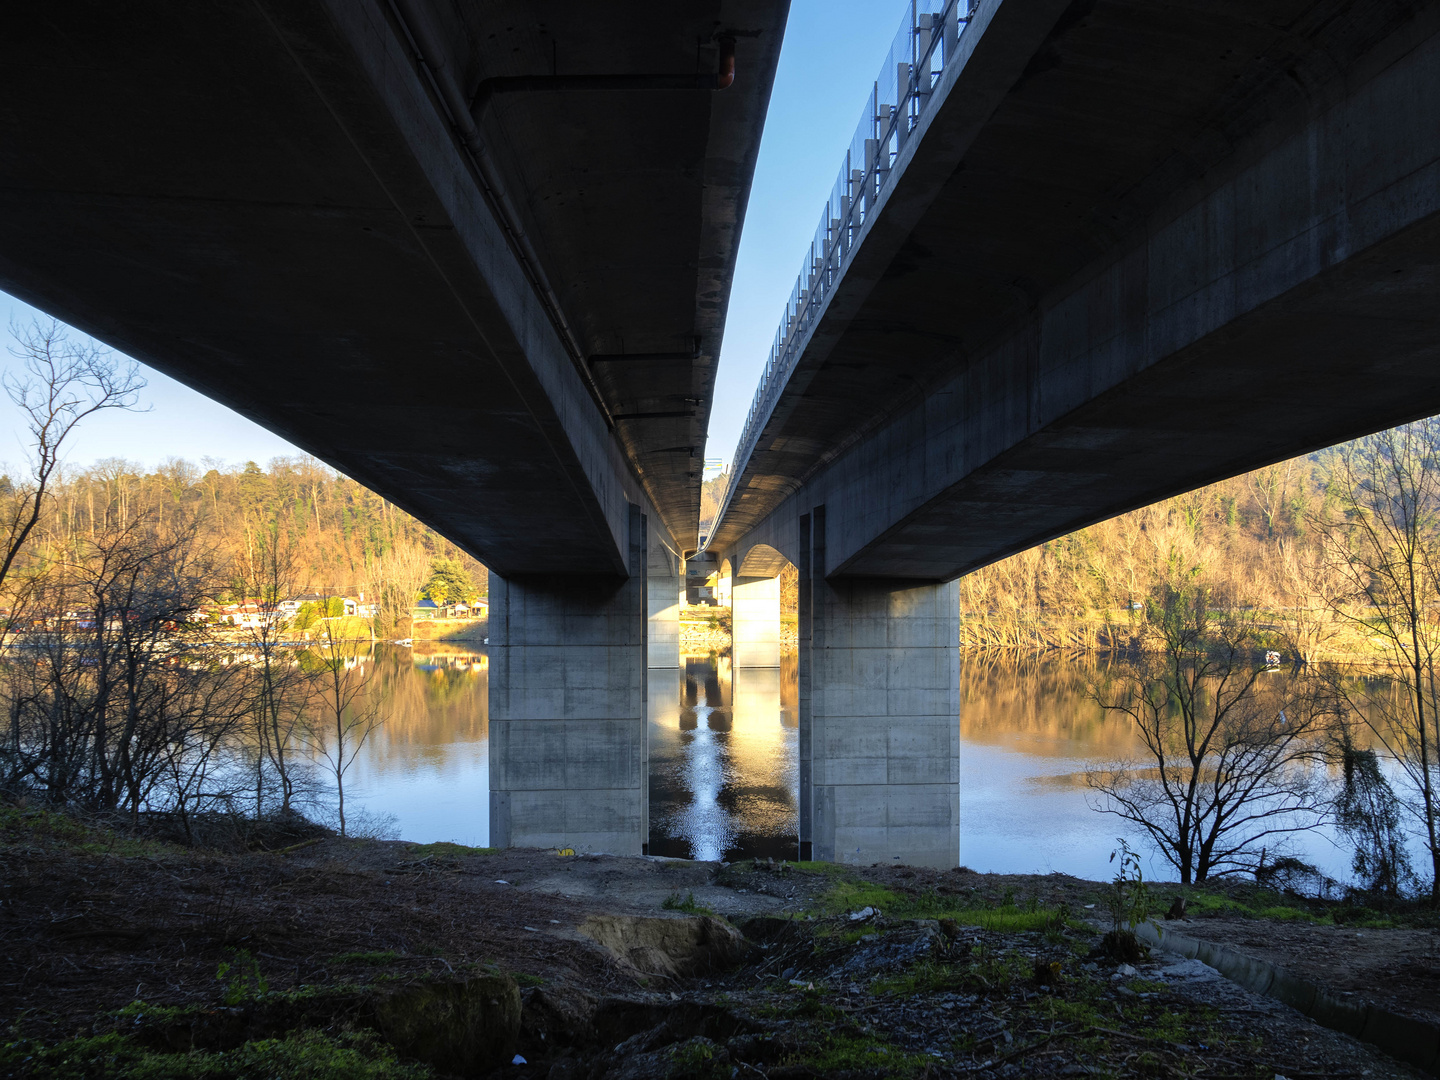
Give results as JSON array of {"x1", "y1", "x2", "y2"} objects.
[
  {"x1": 364, "y1": 541, "x2": 431, "y2": 639},
  {"x1": 1316, "y1": 421, "x2": 1440, "y2": 904},
  {"x1": 1086, "y1": 581, "x2": 1332, "y2": 884}
]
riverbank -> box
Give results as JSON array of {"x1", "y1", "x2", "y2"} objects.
[
  {"x1": 680, "y1": 607, "x2": 799, "y2": 656},
  {"x1": 0, "y1": 805, "x2": 1429, "y2": 1078}
]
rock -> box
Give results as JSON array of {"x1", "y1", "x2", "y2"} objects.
[
  {"x1": 372, "y1": 974, "x2": 521, "y2": 1075},
  {"x1": 1115, "y1": 963, "x2": 1140, "y2": 977},
  {"x1": 580, "y1": 915, "x2": 750, "y2": 979}
]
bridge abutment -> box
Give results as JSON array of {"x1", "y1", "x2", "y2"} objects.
[
  {"x1": 489, "y1": 504, "x2": 659, "y2": 855},
  {"x1": 799, "y1": 509, "x2": 959, "y2": 869}
]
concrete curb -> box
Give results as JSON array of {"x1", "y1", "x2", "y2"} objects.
[{"x1": 1133, "y1": 921, "x2": 1440, "y2": 1075}]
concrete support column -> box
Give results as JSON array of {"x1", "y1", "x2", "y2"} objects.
[
  {"x1": 648, "y1": 540, "x2": 680, "y2": 669},
  {"x1": 799, "y1": 506, "x2": 959, "y2": 869},
  {"x1": 489, "y1": 505, "x2": 647, "y2": 855},
  {"x1": 732, "y1": 572, "x2": 781, "y2": 668}
]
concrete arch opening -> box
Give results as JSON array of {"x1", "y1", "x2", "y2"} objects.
[{"x1": 738, "y1": 543, "x2": 788, "y2": 578}]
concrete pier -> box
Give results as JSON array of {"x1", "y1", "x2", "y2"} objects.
[
  {"x1": 648, "y1": 541, "x2": 681, "y2": 669},
  {"x1": 732, "y1": 573, "x2": 781, "y2": 669},
  {"x1": 489, "y1": 505, "x2": 651, "y2": 854},
  {"x1": 798, "y1": 508, "x2": 960, "y2": 869}
]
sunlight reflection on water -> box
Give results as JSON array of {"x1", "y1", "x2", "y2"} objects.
[{"x1": 342, "y1": 646, "x2": 1422, "y2": 886}]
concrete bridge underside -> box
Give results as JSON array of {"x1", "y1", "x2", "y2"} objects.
[
  {"x1": 0, "y1": 0, "x2": 788, "y2": 857},
  {"x1": 713, "y1": 0, "x2": 1440, "y2": 868}
]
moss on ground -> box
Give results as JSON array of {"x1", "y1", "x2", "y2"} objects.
[
  {"x1": 0, "y1": 1028, "x2": 431, "y2": 1079},
  {"x1": 0, "y1": 804, "x2": 174, "y2": 859},
  {"x1": 404, "y1": 841, "x2": 496, "y2": 857}
]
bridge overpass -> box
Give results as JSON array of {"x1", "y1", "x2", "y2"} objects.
[
  {"x1": 0, "y1": 0, "x2": 787, "y2": 854},
  {"x1": 709, "y1": 0, "x2": 1440, "y2": 866}
]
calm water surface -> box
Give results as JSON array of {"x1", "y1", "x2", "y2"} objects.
[{"x1": 347, "y1": 646, "x2": 1412, "y2": 883}]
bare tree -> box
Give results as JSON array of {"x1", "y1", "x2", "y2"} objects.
[
  {"x1": 1087, "y1": 582, "x2": 1332, "y2": 884},
  {"x1": 303, "y1": 609, "x2": 383, "y2": 837},
  {"x1": 0, "y1": 516, "x2": 246, "y2": 825},
  {"x1": 1, "y1": 318, "x2": 144, "y2": 596},
  {"x1": 1248, "y1": 459, "x2": 1298, "y2": 540},
  {"x1": 236, "y1": 526, "x2": 313, "y2": 818},
  {"x1": 363, "y1": 540, "x2": 430, "y2": 640},
  {"x1": 1316, "y1": 421, "x2": 1440, "y2": 904}
]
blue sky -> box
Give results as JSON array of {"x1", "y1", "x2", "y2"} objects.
[{"x1": 0, "y1": 0, "x2": 905, "y2": 476}]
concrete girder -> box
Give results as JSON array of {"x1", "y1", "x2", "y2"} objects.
[
  {"x1": 0, "y1": 0, "x2": 787, "y2": 574},
  {"x1": 710, "y1": 0, "x2": 1440, "y2": 581}
]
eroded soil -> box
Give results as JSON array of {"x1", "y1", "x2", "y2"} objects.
[{"x1": 0, "y1": 818, "x2": 1432, "y2": 1078}]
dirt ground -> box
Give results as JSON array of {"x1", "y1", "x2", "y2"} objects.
[
  {"x1": 1159, "y1": 915, "x2": 1440, "y2": 1026},
  {"x1": 1, "y1": 827, "x2": 1433, "y2": 1078}
]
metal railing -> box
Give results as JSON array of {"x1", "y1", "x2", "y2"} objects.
[{"x1": 711, "y1": 0, "x2": 975, "y2": 546}]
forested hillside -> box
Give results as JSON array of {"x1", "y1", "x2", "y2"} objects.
[
  {"x1": 958, "y1": 454, "x2": 1332, "y2": 651},
  {"x1": 1, "y1": 455, "x2": 487, "y2": 618}
]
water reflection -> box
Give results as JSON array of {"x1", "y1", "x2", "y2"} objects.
[
  {"x1": 342, "y1": 646, "x2": 1419, "y2": 886},
  {"x1": 346, "y1": 644, "x2": 489, "y2": 847},
  {"x1": 647, "y1": 653, "x2": 799, "y2": 861}
]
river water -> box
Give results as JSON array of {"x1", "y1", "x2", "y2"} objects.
[{"x1": 344, "y1": 644, "x2": 1415, "y2": 885}]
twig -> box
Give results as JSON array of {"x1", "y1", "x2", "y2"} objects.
[
  {"x1": 268, "y1": 838, "x2": 323, "y2": 856},
  {"x1": 961, "y1": 1025, "x2": 1071, "y2": 1073}
]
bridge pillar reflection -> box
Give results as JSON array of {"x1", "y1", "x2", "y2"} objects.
[
  {"x1": 488, "y1": 504, "x2": 651, "y2": 855},
  {"x1": 799, "y1": 507, "x2": 959, "y2": 869}
]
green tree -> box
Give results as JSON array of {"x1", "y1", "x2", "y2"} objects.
[{"x1": 424, "y1": 557, "x2": 474, "y2": 604}]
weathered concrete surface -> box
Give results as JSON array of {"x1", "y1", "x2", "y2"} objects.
[
  {"x1": 0, "y1": 0, "x2": 788, "y2": 573},
  {"x1": 798, "y1": 510, "x2": 960, "y2": 869},
  {"x1": 711, "y1": 0, "x2": 1440, "y2": 580},
  {"x1": 489, "y1": 505, "x2": 652, "y2": 855}
]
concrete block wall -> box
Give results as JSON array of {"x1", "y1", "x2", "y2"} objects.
[
  {"x1": 489, "y1": 504, "x2": 650, "y2": 854},
  {"x1": 799, "y1": 506, "x2": 960, "y2": 869}
]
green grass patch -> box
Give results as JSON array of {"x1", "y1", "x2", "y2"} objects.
[
  {"x1": 0, "y1": 1029, "x2": 431, "y2": 1079},
  {"x1": 661, "y1": 890, "x2": 715, "y2": 916},
  {"x1": 0, "y1": 804, "x2": 171, "y2": 858},
  {"x1": 406, "y1": 842, "x2": 496, "y2": 857},
  {"x1": 872, "y1": 950, "x2": 1034, "y2": 998},
  {"x1": 808, "y1": 875, "x2": 1080, "y2": 935},
  {"x1": 665, "y1": 1038, "x2": 730, "y2": 1080},
  {"x1": 785, "y1": 1033, "x2": 930, "y2": 1077}
]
